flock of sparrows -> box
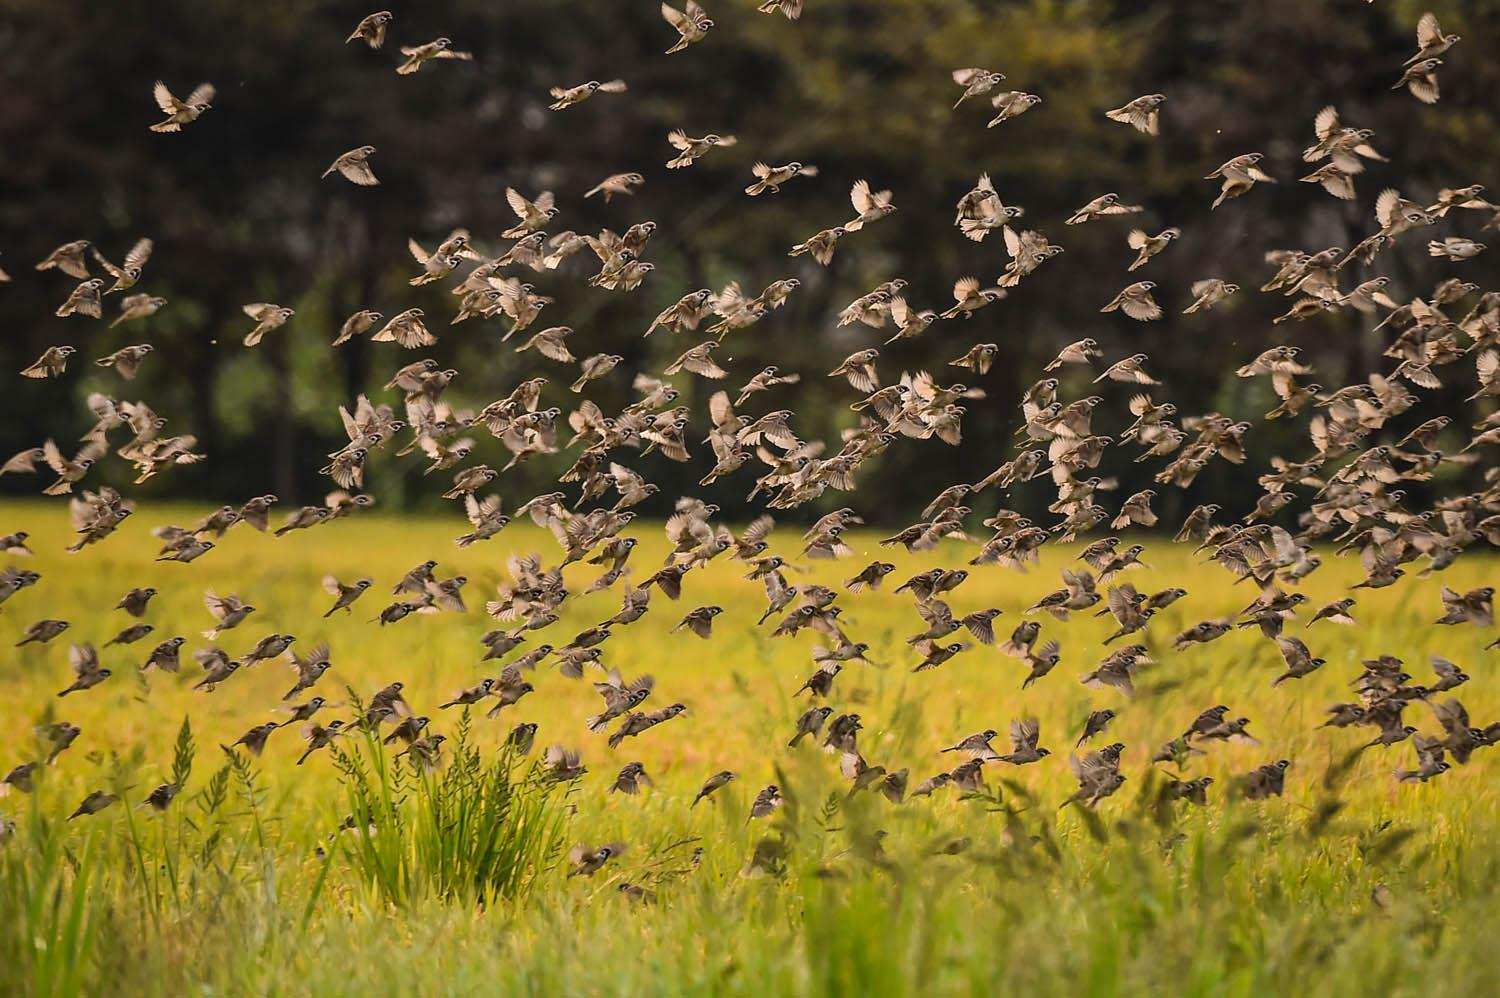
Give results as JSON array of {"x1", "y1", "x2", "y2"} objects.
[{"x1": 3, "y1": 5, "x2": 1498, "y2": 879}]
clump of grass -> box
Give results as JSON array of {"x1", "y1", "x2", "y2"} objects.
[
  {"x1": 332, "y1": 706, "x2": 571, "y2": 907},
  {"x1": 0, "y1": 802, "x2": 98, "y2": 998}
]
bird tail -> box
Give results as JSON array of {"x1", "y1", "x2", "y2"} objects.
[{"x1": 958, "y1": 218, "x2": 991, "y2": 241}]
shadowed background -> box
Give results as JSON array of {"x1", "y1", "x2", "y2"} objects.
[{"x1": 2, "y1": 0, "x2": 1497, "y2": 524}]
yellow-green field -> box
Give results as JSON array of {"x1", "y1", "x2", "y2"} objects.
[{"x1": 1, "y1": 500, "x2": 1497, "y2": 996}]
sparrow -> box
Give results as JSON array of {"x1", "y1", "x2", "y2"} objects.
[
  {"x1": 674, "y1": 605, "x2": 723, "y2": 638},
  {"x1": 2, "y1": 762, "x2": 39, "y2": 794},
  {"x1": 150, "y1": 81, "x2": 214, "y2": 132},
  {"x1": 757, "y1": 0, "x2": 803, "y2": 17},
  {"x1": 1392, "y1": 59, "x2": 1442, "y2": 104},
  {"x1": 1314, "y1": 594, "x2": 1362, "y2": 627},
  {"x1": 397, "y1": 38, "x2": 473, "y2": 75},
  {"x1": 104, "y1": 623, "x2": 153, "y2": 647},
  {"x1": 1066, "y1": 193, "x2": 1142, "y2": 225},
  {"x1": 1435, "y1": 586, "x2": 1493, "y2": 627},
  {"x1": 440, "y1": 678, "x2": 496, "y2": 709},
  {"x1": 242, "y1": 633, "x2": 295, "y2": 666},
  {"x1": 950, "y1": 343, "x2": 999, "y2": 375},
  {"x1": 1428, "y1": 237, "x2": 1485, "y2": 261},
  {"x1": 382, "y1": 715, "x2": 429, "y2": 746},
  {"x1": 987, "y1": 91, "x2": 1042, "y2": 128},
  {"x1": 91, "y1": 237, "x2": 153, "y2": 293},
  {"x1": 661, "y1": 1, "x2": 713, "y2": 53},
  {"x1": 940, "y1": 277, "x2": 1005, "y2": 318},
  {"x1": 1405, "y1": 11, "x2": 1460, "y2": 65},
  {"x1": 227, "y1": 722, "x2": 280, "y2": 757},
  {"x1": 844, "y1": 179, "x2": 896, "y2": 232},
  {"x1": 745, "y1": 161, "x2": 817, "y2": 196},
  {"x1": 611, "y1": 762, "x2": 652, "y2": 795},
  {"x1": 112, "y1": 293, "x2": 167, "y2": 327},
  {"x1": 57, "y1": 642, "x2": 111, "y2": 697},
  {"x1": 585, "y1": 172, "x2": 645, "y2": 202},
  {"x1": 568, "y1": 842, "x2": 625, "y2": 877},
  {"x1": 1206, "y1": 153, "x2": 1275, "y2": 209},
  {"x1": 1105, "y1": 93, "x2": 1166, "y2": 135},
  {"x1": 141, "y1": 783, "x2": 180, "y2": 812},
  {"x1": 1394, "y1": 735, "x2": 1450, "y2": 783},
  {"x1": 142, "y1": 637, "x2": 185, "y2": 673},
  {"x1": 346, "y1": 11, "x2": 393, "y2": 49},
  {"x1": 1241, "y1": 760, "x2": 1291, "y2": 800},
  {"x1": 21, "y1": 346, "x2": 77, "y2": 379},
  {"x1": 748, "y1": 784, "x2": 783, "y2": 820},
  {"x1": 1100, "y1": 282, "x2": 1161, "y2": 321},
  {"x1": 203, "y1": 591, "x2": 256, "y2": 639},
  {"x1": 665, "y1": 130, "x2": 737, "y2": 169},
  {"x1": 69, "y1": 790, "x2": 120, "y2": 819},
  {"x1": 323, "y1": 146, "x2": 379, "y2": 186},
  {"x1": 325, "y1": 310, "x2": 382, "y2": 348},
  {"x1": 35, "y1": 240, "x2": 92, "y2": 279},
  {"x1": 296, "y1": 721, "x2": 346, "y2": 765},
  {"x1": 789, "y1": 226, "x2": 848, "y2": 266},
  {"x1": 549, "y1": 79, "x2": 628, "y2": 111},
  {"x1": 55, "y1": 280, "x2": 103, "y2": 318},
  {"x1": 1301, "y1": 163, "x2": 1357, "y2": 201},
  {"x1": 504, "y1": 722, "x2": 538, "y2": 755},
  {"x1": 1125, "y1": 228, "x2": 1179, "y2": 271},
  {"x1": 17, "y1": 618, "x2": 69, "y2": 646},
  {"x1": 951, "y1": 67, "x2": 1005, "y2": 108},
  {"x1": 1076, "y1": 709, "x2": 1117, "y2": 747},
  {"x1": 94, "y1": 345, "x2": 153, "y2": 379},
  {"x1": 996, "y1": 718, "x2": 1050, "y2": 765},
  {"x1": 242, "y1": 304, "x2": 294, "y2": 347}
]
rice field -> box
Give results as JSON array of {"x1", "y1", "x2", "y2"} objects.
[{"x1": 1, "y1": 499, "x2": 1496, "y2": 996}]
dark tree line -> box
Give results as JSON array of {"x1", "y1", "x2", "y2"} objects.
[{"x1": 2, "y1": 0, "x2": 1497, "y2": 524}]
